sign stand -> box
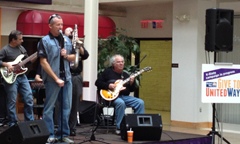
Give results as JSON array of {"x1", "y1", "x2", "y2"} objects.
[
  {"x1": 207, "y1": 103, "x2": 230, "y2": 144},
  {"x1": 204, "y1": 63, "x2": 232, "y2": 144}
]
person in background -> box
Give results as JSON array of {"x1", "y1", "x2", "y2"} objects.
[
  {"x1": 35, "y1": 63, "x2": 42, "y2": 81},
  {"x1": 34, "y1": 63, "x2": 44, "y2": 119},
  {"x1": 35, "y1": 62, "x2": 59, "y2": 125},
  {"x1": 95, "y1": 54, "x2": 145, "y2": 135},
  {"x1": 0, "y1": 30, "x2": 35, "y2": 127},
  {"x1": 64, "y1": 27, "x2": 89, "y2": 136},
  {"x1": 37, "y1": 14, "x2": 76, "y2": 143}
]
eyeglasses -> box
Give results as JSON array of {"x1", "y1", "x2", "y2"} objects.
[{"x1": 48, "y1": 14, "x2": 62, "y2": 24}]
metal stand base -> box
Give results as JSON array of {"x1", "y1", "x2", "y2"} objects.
[
  {"x1": 79, "y1": 132, "x2": 110, "y2": 144},
  {"x1": 207, "y1": 130, "x2": 231, "y2": 144},
  {"x1": 78, "y1": 98, "x2": 110, "y2": 144},
  {"x1": 208, "y1": 103, "x2": 231, "y2": 144}
]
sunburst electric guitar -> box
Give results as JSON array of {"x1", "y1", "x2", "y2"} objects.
[
  {"x1": 100, "y1": 66, "x2": 152, "y2": 101},
  {"x1": 0, "y1": 52, "x2": 37, "y2": 84}
]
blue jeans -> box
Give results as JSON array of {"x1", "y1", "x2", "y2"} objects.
[
  {"x1": 111, "y1": 95, "x2": 145, "y2": 129},
  {"x1": 3, "y1": 74, "x2": 34, "y2": 126},
  {"x1": 43, "y1": 79, "x2": 72, "y2": 139}
]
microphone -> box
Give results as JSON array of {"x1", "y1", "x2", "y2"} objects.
[
  {"x1": 59, "y1": 30, "x2": 64, "y2": 37},
  {"x1": 59, "y1": 30, "x2": 64, "y2": 49}
]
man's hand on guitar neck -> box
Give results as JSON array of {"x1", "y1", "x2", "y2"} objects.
[{"x1": 130, "y1": 75, "x2": 135, "y2": 85}]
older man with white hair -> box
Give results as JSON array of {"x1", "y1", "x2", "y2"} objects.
[{"x1": 95, "y1": 54, "x2": 145, "y2": 135}]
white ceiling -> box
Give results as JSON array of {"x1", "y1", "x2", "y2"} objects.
[
  {"x1": 99, "y1": 0, "x2": 240, "y2": 7},
  {"x1": 99, "y1": 0, "x2": 172, "y2": 7}
]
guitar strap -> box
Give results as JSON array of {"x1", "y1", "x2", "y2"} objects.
[
  {"x1": 121, "y1": 72, "x2": 124, "y2": 79},
  {"x1": 18, "y1": 45, "x2": 25, "y2": 54},
  {"x1": 18, "y1": 45, "x2": 27, "y2": 68}
]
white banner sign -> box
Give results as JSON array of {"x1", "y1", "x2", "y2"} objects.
[{"x1": 202, "y1": 64, "x2": 240, "y2": 103}]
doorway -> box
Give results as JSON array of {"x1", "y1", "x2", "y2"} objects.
[{"x1": 137, "y1": 39, "x2": 172, "y2": 125}]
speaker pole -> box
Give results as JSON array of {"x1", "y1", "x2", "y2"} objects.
[
  {"x1": 207, "y1": 103, "x2": 230, "y2": 144},
  {"x1": 78, "y1": 92, "x2": 110, "y2": 144},
  {"x1": 206, "y1": 63, "x2": 230, "y2": 144}
]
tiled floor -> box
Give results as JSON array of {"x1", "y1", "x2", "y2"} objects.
[{"x1": 158, "y1": 111, "x2": 240, "y2": 144}]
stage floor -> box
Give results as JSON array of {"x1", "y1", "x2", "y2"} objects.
[
  {"x1": 71, "y1": 124, "x2": 211, "y2": 144},
  {"x1": 0, "y1": 113, "x2": 239, "y2": 144},
  {"x1": 0, "y1": 121, "x2": 210, "y2": 144}
]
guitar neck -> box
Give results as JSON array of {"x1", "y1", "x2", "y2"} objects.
[
  {"x1": 122, "y1": 70, "x2": 144, "y2": 85},
  {"x1": 19, "y1": 52, "x2": 37, "y2": 67}
]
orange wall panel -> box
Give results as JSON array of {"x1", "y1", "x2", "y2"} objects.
[{"x1": 0, "y1": 8, "x2": 1, "y2": 49}]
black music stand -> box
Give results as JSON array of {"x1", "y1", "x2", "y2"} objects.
[
  {"x1": 78, "y1": 95, "x2": 110, "y2": 144},
  {"x1": 207, "y1": 103, "x2": 230, "y2": 144}
]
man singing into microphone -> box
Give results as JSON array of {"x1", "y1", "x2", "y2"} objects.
[{"x1": 37, "y1": 14, "x2": 76, "y2": 143}]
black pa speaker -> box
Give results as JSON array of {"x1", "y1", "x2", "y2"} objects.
[
  {"x1": 0, "y1": 120, "x2": 50, "y2": 144},
  {"x1": 120, "y1": 114, "x2": 162, "y2": 141},
  {"x1": 78, "y1": 100, "x2": 98, "y2": 123},
  {"x1": 205, "y1": 8, "x2": 234, "y2": 52}
]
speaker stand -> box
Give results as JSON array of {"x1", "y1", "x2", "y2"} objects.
[
  {"x1": 78, "y1": 96, "x2": 110, "y2": 144},
  {"x1": 207, "y1": 103, "x2": 230, "y2": 144}
]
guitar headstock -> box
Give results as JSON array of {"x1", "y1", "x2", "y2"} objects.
[{"x1": 143, "y1": 66, "x2": 152, "y2": 72}]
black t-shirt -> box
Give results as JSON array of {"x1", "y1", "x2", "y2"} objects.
[{"x1": 57, "y1": 34, "x2": 65, "y2": 77}]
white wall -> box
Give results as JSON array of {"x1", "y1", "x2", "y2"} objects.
[
  {"x1": 220, "y1": 2, "x2": 240, "y2": 14},
  {"x1": 171, "y1": 0, "x2": 216, "y2": 123},
  {"x1": 172, "y1": 0, "x2": 198, "y2": 123},
  {"x1": 110, "y1": 2, "x2": 173, "y2": 38},
  {"x1": 1, "y1": 8, "x2": 23, "y2": 36}
]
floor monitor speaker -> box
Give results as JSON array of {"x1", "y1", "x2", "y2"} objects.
[
  {"x1": 120, "y1": 114, "x2": 162, "y2": 141},
  {"x1": 0, "y1": 120, "x2": 50, "y2": 144}
]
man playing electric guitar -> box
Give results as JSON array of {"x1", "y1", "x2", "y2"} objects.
[
  {"x1": 0, "y1": 30, "x2": 36, "y2": 127},
  {"x1": 95, "y1": 54, "x2": 145, "y2": 135}
]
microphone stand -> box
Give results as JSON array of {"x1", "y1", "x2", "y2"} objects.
[
  {"x1": 58, "y1": 30, "x2": 66, "y2": 143},
  {"x1": 131, "y1": 54, "x2": 147, "y2": 73},
  {"x1": 131, "y1": 55, "x2": 147, "y2": 98}
]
